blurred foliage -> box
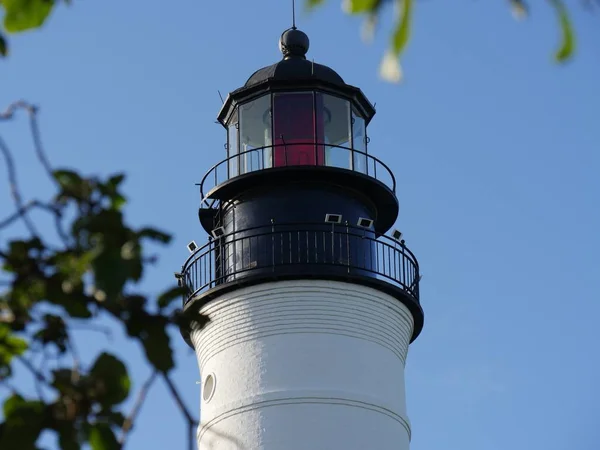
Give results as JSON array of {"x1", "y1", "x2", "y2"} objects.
[
  {"x1": 306, "y1": 0, "x2": 579, "y2": 81},
  {"x1": 0, "y1": 1, "x2": 587, "y2": 447},
  {"x1": 0, "y1": 0, "x2": 583, "y2": 77},
  {"x1": 0, "y1": 103, "x2": 203, "y2": 449}
]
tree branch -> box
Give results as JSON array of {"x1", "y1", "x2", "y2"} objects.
[
  {"x1": 188, "y1": 422, "x2": 195, "y2": 450},
  {"x1": 0, "y1": 135, "x2": 41, "y2": 238},
  {"x1": 0, "y1": 379, "x2": 21, "y2": 395},
  {"x1": 68, "y1": 322, "x2": 113, "y2": 341},
  {"x1": 0, "y1": 200, "x2": 37, "y2": 230},
  {"x1": 161, "y1": 374, "x2": 199, "y2": 450},
  {"x1": 17, "y1": 355, "x2": 49, "y2": 401},
  {"x1": 27, "y1": 106, "x2": 55, "y2": 182},
  {"x1": 0, "y1": 100, "x2": 36, "y2": 121},
  {"x1": 66, "y1": 330, "x2": 81, "y2": 379},
  {"x1": 162, "y1": 373, "x2": 197, "y2": 425},
  {"x1": 1, "y1": 101, "x2": 70, "y2": 246},
  {"x1": 119, "y1": 370, "x2": 158, "y2": 446},
  {"x1": 0, "y1": 198, "x2": 70, "y2": 246}
]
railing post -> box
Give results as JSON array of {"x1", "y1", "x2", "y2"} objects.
[
  {"x1": 330, "y1": 222, "x2": 335, "y2": 264},
  {"x1": 345, "y1": 221, "x2": 350, "y2": 273},
  {"x1": 280, "y1": 135, "x2": 288, "y2": 167},
  {"x1": 224, "y1": 142, "x2": 229, "y2": 178},
  {"x1": 181, "y1": 223, "x2": 419, "y2": 307},
  {"x1": 350, "y1": 116, "x2": 355, "y2": 172},
  {"x1": 208, "y1": 238, "x2": 213, "y2": 291},
  {"x1": 400, "y1": 239, "x2": 407, "y2": 291},
  {"x1": 271, "y1": 218, "x2": 275, "y2": 272}
]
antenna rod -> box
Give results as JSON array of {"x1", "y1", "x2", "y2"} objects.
[
  {"x1": 292, "y1": 0, "x2": 296, "y2": 29},
  {"x1": 218, "y1": 90, "x2": 224, "y2": 104}
]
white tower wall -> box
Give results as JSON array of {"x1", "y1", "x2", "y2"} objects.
[{"x1": 190, "y1": 279, "x2": 415, "y2": 450}]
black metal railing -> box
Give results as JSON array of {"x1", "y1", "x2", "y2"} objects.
[
  {"x1": 179, "y1": 222, "x2": 419, "y2": 307},
  {"x1": 198, "y1": 143, "x2": 396, "y2": 209}
]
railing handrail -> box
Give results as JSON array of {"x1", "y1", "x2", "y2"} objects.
[
  {"x1": 198, "y1": 142, "x2": 397, "y2": 207},
  {"x1": 180, "y1": 222, "x2": 420, "y2": 306},
  {"x1": 181, "y1": 221, "x2": 419, "y2": 272}
]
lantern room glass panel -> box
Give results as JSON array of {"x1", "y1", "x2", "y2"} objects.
[
  {"x1": 273, "y1": 92, "x2": 322, "y2": 167},
  {"x1": 227, "y1": 109, "x2": 239, "y2": 178},
  {"x1": 239, "y1": 95, "x2": 273, "y2": 174},
  {"x1": 316, "y1": 93, "x2": 351, "y2": 170},
  {"x1": 352, "y1": 109, "x2": 367, "y2": 174}
]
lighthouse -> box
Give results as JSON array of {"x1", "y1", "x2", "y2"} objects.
[{"x1": 178, "y1": 27, "x2": 424, "y2": 450}]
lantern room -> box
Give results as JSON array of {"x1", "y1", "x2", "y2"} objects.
[
  {"x1": 184, "y1": 26, "x2": 424, "y2": 348},
  {"x1": 225, "y1": 91, "x2": 368, "y2": 174},
  {"x1": 216, "y1": 28, "x2": 375, "y2": 180}
]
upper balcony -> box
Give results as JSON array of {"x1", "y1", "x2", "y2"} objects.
[
  {"x1": 198, "y1": 90, "x2": 399, "y2": 232},
  {"x1": 199, "y1": 142, "x2": 396, "y2": 206},
  {"x1": 178, "y1": 221, "x2": 423, "y2": 343},
  {"x1": 180, "y1": 30, "x2": 424, "y2": 345}
]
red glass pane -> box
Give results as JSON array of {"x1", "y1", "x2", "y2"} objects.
[{"x1": 273, "y1": 93, "x2": 324, "y2": 167}]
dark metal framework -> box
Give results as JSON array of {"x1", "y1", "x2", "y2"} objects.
[
  {"x1": 199, "y1": 142, "x2": 395, "y2": 210},
  {"x1": 225, "y1": 91, "x2": 368, "y2": 171},
  {"x1": 219, "y1": 79, "x2": 375, "y2": 129},
  {"x1": 180, "y1": 221, "x2": 420, "y2": 308},
  {"x1": 180, "y1": 51, "x2": 425, "y2": 345}
]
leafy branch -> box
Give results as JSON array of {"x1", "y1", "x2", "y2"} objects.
[
  {"x1": 0, "y1": 102, "x2": 197, "y2": 449},
  {"x1": 307, "y1": 0, "x2": 582, "y2": 82},
  {"x1": 0, "y1": 0, "x2": 590, "y2": 83}
]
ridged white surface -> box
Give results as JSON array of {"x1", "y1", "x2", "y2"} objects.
[{"x1": 190, "y1": 280, "x2": 415, "y2": 450}]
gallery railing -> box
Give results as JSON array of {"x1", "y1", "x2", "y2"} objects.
[
  {"x1": 179, "y1": 222, "x2": 420, "y2": 307},
  {"x1": 198, "y1": 143, "x2": 396, "y2": 209}
]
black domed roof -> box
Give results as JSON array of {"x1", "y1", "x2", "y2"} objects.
[
  {"x1": 245, "y1": 58, "x2": 345, "y2": 88},
  {"x1": 244, "y1": 28, "x2": 345, "y2": 88},
  {"x1": 218, "y1": 28, "x2": 376, "y2": 127}
]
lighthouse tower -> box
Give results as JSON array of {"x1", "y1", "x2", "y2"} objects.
[{"x1": 178, "y1": 28, "x2": 424, "y2": 450}]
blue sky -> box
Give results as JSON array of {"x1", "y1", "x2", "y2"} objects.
[{"x1": 1, "y1": 1, "x2": 599, "y2": 449}]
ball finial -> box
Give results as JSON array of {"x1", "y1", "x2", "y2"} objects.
[{"x1": 279, "y1": 28, "x2": 310, "y2": 59}]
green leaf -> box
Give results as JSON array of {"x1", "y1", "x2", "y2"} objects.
[
  {"x1": 110, "y1": 193, "x2": 127, "y2": 210},
  {"x1": 53, "y1": 169, "x2": 92, "y2": 201},
  {"x1": 391, "y1": 0, "x2": 412, "y2": 55},
  {"x1": 3, "y1": 394, "x2": 24, "y2": 417},
  {"x1": 137, "y1": 227, "x2": 172, "y2": 244},
  {"x1": 80, "y1": 210, "x2": 144, "y2": 300},
  {"x1": 88, "y1": 423, "x2": 120, "y2": 450},
  {"x1": 53, "y1": 169, "x2": 83, "y2": 187},
  {"x1": 0, "y1": 324, "x2": 29, "y2": 368},
  {"x1": 157, "y1": 285, "x2": 186, "y2": 310},
  {"x1": 33, "y1": 314, "x2": 68, "y2": 353},
  {"x1": 90, "y1": 353, "x2": 131, "y2": 407},
  {"x1": 95, "y1": 411, "x2": 126, "y2": 428},
  {"x1": 0, "y1": 394, "x2": 46, "y2": 449},
  {"x1": 509, "y1": 0, "x2": 528, "y2": 20},
  {"x1": 58, "y1": 427, "x2": 81, "y2": 450},
  {"x1": 306, "y1": 0, "x2": 326, "y2": 8},
  {"x1": 344, "y1": 0, "x2": 380, "y2": 14},
  {"x1": 3, "y1": 0, "x2": 55, "y2": 33},
  {"x1": 45, "y1": 274, "x2": 92, "y2": 318},
  {"x1": 126, "y1": 315, "x2": 173, "y2": 373},
  {"x1": 142, "y1": 319, "x2": 174, "y2": 373},
  {"x1": 92, "y1": 247, "x2": 136, "y2": 300},
  {"x1": 549, "y1": 0, "x2": 575, "y2": 62},
  {"x1": 379, "y1": 0, "x2": 412, "y2": 83},
  {"x1": 107, "y1": 174, "x2": 125, "y2": 189},
  {"x1": 54, "y1": 250, "x2": 96, "y2": 278},
  {"x1": 97, "y1": 173, "x2": 127, "y2": 210},
  {"x1": 51, "y1": 368, "x2": 77, "y2": 394},
  {"x1": 0, "y1": 33, "x2": 8, "y2": 57}
]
